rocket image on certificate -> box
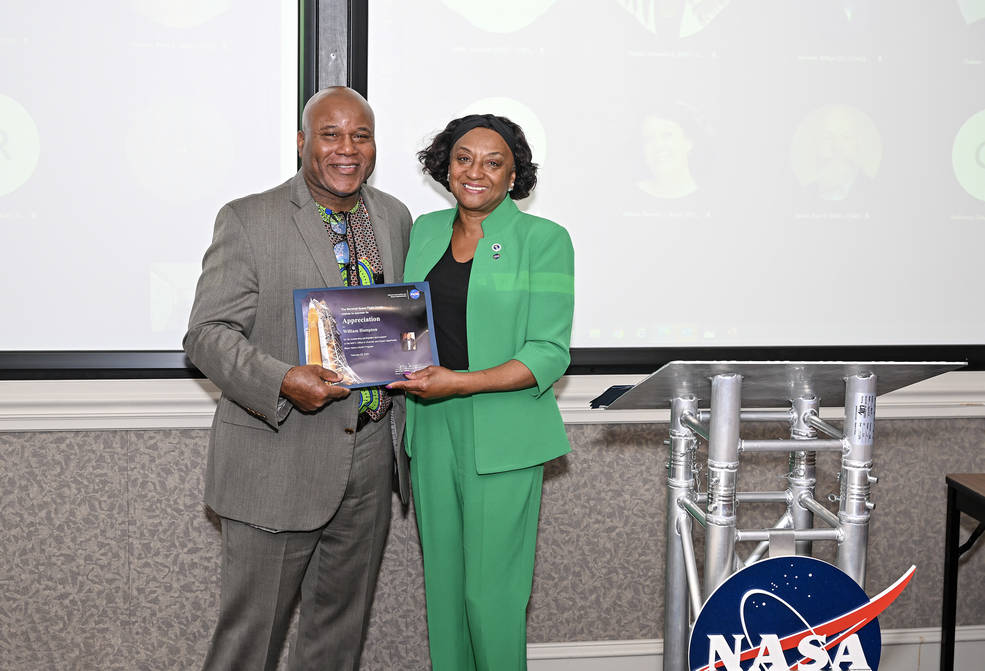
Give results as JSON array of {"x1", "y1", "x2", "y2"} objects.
[{"x1": 305, "y1": 298, "x2": 362, "y2": 386}]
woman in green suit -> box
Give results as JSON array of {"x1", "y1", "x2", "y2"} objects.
[{"x1": 387, "y1": 114, "x2": 574, "y2": 671}]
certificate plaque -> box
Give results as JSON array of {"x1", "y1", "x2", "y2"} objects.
[{"x1": 293, "y1": 282, "x2": 439, "y2": 388}]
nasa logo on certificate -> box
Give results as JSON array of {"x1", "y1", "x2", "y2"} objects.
[{"x1": 689, "y1": 556, "x2": 913, "y2": 671}]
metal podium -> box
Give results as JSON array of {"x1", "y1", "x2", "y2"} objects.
[{"x1": 605, "y1": 361, "x2": 965, "y2": 671}]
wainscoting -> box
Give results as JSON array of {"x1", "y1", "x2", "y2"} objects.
[{"x1": 2, "y1": 376, "x2": 984, "y2": 669}]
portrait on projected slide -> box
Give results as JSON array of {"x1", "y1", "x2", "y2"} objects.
[
  {"x1": 795, "y1": 0, "x2": 874, "y2": 41},
  {"x1": 952, "y1": 109, "x2": 985, "y2": 202},
  {"x1": 790, "y1": 104, "x2": 882, "y2": 204},
  {"x1": 633, "y1": 104, "x2": 712, "y2": 208},
  {"x1": 0, "y1": 94, "x2": 41, "y2": 198},
  {"x1": 132, "y1": 0, "x2": 232, "y2": 29},
  {"x1": 957, "y1": 0, "x2": 985, "y2": 26},
  {"x1": 440, "y1": 0, "x2": 557, "y2": 33},
  {"x1": 637, "y1": 115, "x2": 697, "y2": 199},
  {"x1": 616, "y1": 0, "x2": 732, "y2": 38}
]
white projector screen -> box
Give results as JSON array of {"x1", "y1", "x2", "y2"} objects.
[
  {"x1": 0, "y1": 1, "x2": 298, "y2": 352},
  {"x1": 367, "y1": 0, "x2": 985, "y2": 350}
]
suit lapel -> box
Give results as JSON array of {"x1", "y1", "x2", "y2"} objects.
[
  {"x1": 362, "y1": 186, "x2": 397, "y2": 283},
  {"x1": 462, "y1": 197, "x2": 518, "y2": 277},
  {"x1": 290, "y1": 172, "x2": 343, "y2": 288},
  {"x1": 409, "y1": 210, "x2": 455, "y2": 282}
]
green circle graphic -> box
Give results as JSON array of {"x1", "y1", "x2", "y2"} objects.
[
  {"x1": 0, "y1": 94, "x2": 41, "y2": 197},
  {"x1": 953, "y1": 109, "x2": 985, "y2": 202}
]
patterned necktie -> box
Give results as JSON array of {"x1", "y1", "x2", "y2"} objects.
[{"x1": 318, "y1": 201, "x2": 392, "y2": 422}]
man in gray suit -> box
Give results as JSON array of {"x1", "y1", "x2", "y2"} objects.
[{"x1": 184, "y1": 86, "x2": 412, "y2": 670}]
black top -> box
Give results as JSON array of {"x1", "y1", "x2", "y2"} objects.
[{"x1": 426, "y1": 243, "x2": 472, "y2": 371}]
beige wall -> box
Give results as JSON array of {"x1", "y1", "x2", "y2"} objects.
[{"x1": 2, "y1": 419, "x2": 985, "y2": 670}]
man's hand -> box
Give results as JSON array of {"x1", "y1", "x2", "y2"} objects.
[{"x1": 280, "y1": 364, "x2": 351, "y2": 411}]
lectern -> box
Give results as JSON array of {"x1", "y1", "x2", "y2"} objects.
[{"x1": 605, "y1": 361, "x2": 964, "y2": 671}]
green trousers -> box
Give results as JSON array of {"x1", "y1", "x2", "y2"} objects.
[{"x1": 410, "y1": 394, "x2": 544, "y2": 671}]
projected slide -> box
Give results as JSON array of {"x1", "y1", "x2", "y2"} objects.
[
  {"x1": 368, "y1": 0, "x2": 985, "y2": 349},
  {"x1": 0, "y1": 2, "x2": 297, "y2": 351}
]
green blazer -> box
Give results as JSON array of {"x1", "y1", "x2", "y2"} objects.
[{"x1": 403, "y1": 197, "x2": 574, "y2": 473}]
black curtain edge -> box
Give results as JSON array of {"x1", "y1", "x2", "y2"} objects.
[
  {"x1": 298, "y1": 0, "x2": 318, "y2": 170},
  {"x1": 347, "y1": 0, "x2": 368, "y2": 96}
]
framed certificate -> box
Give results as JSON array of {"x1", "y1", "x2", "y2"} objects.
[{"x1": 293, "y1": 282, "x2": 439, "y2": 388}]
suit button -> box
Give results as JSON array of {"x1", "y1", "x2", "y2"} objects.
[{"x1": 344, "y1": 427, "x2": 355, "y2": 434}]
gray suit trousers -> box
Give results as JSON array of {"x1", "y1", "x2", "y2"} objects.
[{"x1": 202, "y1": 416, "x2": 393, "y2": 671}]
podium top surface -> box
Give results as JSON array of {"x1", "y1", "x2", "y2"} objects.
[{"x1": 604, "y1": 361, "x2": 965, "y2": 410}]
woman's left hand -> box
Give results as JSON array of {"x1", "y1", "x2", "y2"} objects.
[{"x1": 387, "y1": 365, "x2": 467, "y2": 399}]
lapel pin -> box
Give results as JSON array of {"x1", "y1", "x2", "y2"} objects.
[{"x1": 491, "y1": 243, "x2": 502, "y2": 252}]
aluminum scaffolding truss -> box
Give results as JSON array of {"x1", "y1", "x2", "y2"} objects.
[{"x1": 606, "y1": 361, "x2": 964, "y2": 671}]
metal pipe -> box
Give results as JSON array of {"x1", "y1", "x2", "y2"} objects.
[
  {"x1": 737, "y1": 491, "x2": 789, "y2": 503},
  {"x1": 789, "y1": 396, "x2": 820, "y2": 555},
  {"x1": 680, "y1": 496, "x2": 707, "y2": 528},
  {"x1": 664, "y1": 395, "x2": 698, "y2": 671},
  {"x1": 680, "y1": 412, "x2": 710, "y2": 442},
  {"x1": 799, "y1": 492, "x2": 840, "y2": 528},
  {"x1": 745, "y1": 512, "x2": 793, "y2": 566},
  {"x1": 736, "y1": 528, "x2": 842, "y2": 543},
  {"x1": 677, "y1": 514, "x2": 703, "y2": 617},
  {"x1": 704, "y1": 373, "x2": 741, "y2": 599},
  {"x1": 740, "y1": 438, "x2": 844, "y2": 453},
  {"x1": 695, "y1": 491, "x2": 788, "y2": 504},
  {"x1": 805, "y1": 412, "x2": 844, "y2": 439},
  {"x1": 837, "y1": 372, "x2": 877, "y2": 588},
  {"x1": 699, "y1": 409, "x2": 794, "y2": 422}
]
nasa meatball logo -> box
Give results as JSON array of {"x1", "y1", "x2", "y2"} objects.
[
  {"x1": 409, "y1": 289, "x2": 421, "y2": 300},
  {"x1": 689, "y1": 556, "x2": 914, "y2": 671}
]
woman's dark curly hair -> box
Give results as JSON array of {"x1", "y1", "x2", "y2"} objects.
[{"x1": 417, "y1": 114, "x2": 538, "y2": 200}]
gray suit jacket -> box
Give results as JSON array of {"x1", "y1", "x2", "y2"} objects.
[{"x1": 184, "y1": 172, "x2": 412, "y2": 531}]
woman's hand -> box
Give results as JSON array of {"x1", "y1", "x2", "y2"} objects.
[
  {"x1": 387, "y1": 365, "x2": 466, "y2": 400},
  {"x1": 388, "y1": 360, "x2": 536, "y2": 399}
]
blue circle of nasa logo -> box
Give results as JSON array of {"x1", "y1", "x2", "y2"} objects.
[
  {"x1": 690, "y1": 556, "x2": 883, "y2": 671},
  {"x1": 409, "y1": 289, "x2": 421, "y2": 300}
]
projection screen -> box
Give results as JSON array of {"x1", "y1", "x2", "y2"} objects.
[
  {"x1": 366, "y1": 0, "x2": 985, "y2": 352},
  {"x1": 2, "y1": 0, "x2": 983, "y2": 375}
]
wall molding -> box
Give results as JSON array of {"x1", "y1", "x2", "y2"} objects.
[
  {"x1": 0, "y1": 371, "x2": 982, "y2": 432},
  {"x1": 0, "y1": 379, "x2": 220, "y2": 431},
  {"x1": 526, "y1": 625, "x2": 985, "y2": 670}
]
